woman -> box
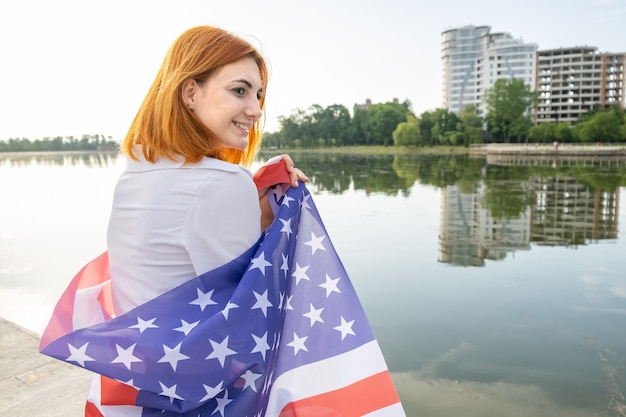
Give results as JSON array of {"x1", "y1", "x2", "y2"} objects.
[
  {"x1": 108, "y1": 25, "x2": 306, "y2": 315},
  {"x1": 92, "y1": 25, "x2": 306, "y2": 414}
]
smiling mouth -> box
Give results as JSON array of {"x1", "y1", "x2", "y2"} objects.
[{"x1": 234, "y1": 121, "x2": 251, "y2": 132}]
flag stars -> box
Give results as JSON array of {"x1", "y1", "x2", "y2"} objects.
[
  {"x1": 189, "y1": 288, "x2": 217, "y2": 311},
  {"x1": 200, "y1": 381, "x2": 223, "y2": 402},
  {"x1": 241, "y1": 370, "x2": 262, "y2": 392},
  {"x1": 129, "y1": 316, "x2": 158, "y2": 333},
  {"x1": 249, "y1": 252, "x2": 272, "y2": 276},
  {"x1": 281, "y1": 194, "x2": 295, "y2": 207},
  {"x1": 291, "y1": 262, "x2": 310, "y2": 285},
  {"x1": 221, "y1": 300, "x2": 239, "y2": 320},
  {"x1": 252, "y1": 290, "x2": 273, "y2": 317},
  {"x1": 303, "y1": 303, "x2": 325, "y2": 327},
  {"x1": 334, "y1": 317, "x2": 356, "y2": 340},
  {"x1": 280, "y1": 253, "x2": 289, "y2": 277},
  {"x1": 300, "y1": 193, "x2": 312, "y2": 210},
  {"x1": 279, "y1": 218, "x2": 293, "y2": 238},
  {"x1": 206, "y1": 336, "x2": 236, "y2": 367},
  {"x1": 173, "y1": 319, "x2": 199, "y2": 336},
  {"x1": 158, "y1": 381, "x2": 183, "y2": 401},
  {"x1": 158, "y1": 342, "x2": 190, "y2": 371},
  {"x1": 213, "y1": 389, "x2": 233, "y2": 417},
  {"x1": 111, "y1": 343, "x2": 142, "y2": 370},
  {"x1": 66, "y1": 342, "x2": 94, "y2": 367},
  {"x1": 286, "y1": 332, "x2": 308, "y2": 355},
  {"x1": 304, "y1": 232, "x2": 326, "y2": 255},
  {"x1": 319, "y1": 274, "x2": 341, "y2": 297},
  {"x1": 251, "y1": 331, "x2": 270, "y2": 360}
]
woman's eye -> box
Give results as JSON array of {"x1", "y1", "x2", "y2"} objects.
[{"x1": 233, "y1": 87, "x2": 245, "y2": 95}]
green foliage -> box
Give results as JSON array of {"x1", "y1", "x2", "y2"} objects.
[
  {"x1": 485, "y1": 78, "x2": 537, "y2": 143},
  {"x1": 392, "y1": 116, "x2": 421, "y2": 146},
  {"x1": 0, "y1": 134, "x2": 117, "y2": 152}
]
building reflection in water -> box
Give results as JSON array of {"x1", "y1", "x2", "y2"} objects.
[{"x1": 439, "y1": 168, "x2": 620, "y2": 267}]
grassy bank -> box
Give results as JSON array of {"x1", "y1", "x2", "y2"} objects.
[{"x1": 258, "y1": 146, "x2": 469, "y2": 155}]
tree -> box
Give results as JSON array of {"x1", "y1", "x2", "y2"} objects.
[
  {"x1": 458, "y1": 104, "x2": 484, "y2": 146},
  {"x1": 392, "y1": 115, "x2": 421, "y2": 146},
  {"x1": 485, "y1": 78, "x2": 537, "y2": 143}
]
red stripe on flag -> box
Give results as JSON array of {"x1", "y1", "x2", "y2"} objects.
[
  {"x1": 253, "y1": 157, "x2": 291, "y2": 190},
  {"x1": 85, "y1": 400, "x2": 105, "y2": 417},
  {"x1": 39, "y1": 252, "x2": 112, "y2": 349},
  {"x1": 278, "y1": 371, "x2": 400, "y2": 417},
  {"x1": 100, "y1": 375, "x2": 139, "y2": 406}
]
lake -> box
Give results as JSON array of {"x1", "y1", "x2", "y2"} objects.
[{"x1": 1, "y1": 150, "x2": 626, "y2": 417}]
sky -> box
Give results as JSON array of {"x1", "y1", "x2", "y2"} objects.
[{"x1": 0, "y1": 0, "x2": 624, "y2": 141}]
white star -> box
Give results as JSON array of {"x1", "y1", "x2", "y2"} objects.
[
  {"x1": 300, "y1": 193, "x2": 312, "y2": 210},
  {"x1": 334, "y1": 317, "x2": 356, "y2": 340},
  {"x1": 249, "y1": 252, "x2": 272, "y2": 276},
  {"x1": 158, "y1": 342, "x2": 190, "y2": 371},
  {"x1": 200, "y1": 381, "x2": 224, "y2": 402},
  {"x1": 252, "y1": 290, "x2": 273, "y2": 317},
  {"x1": 190, "y1": 288, "x2": 217, "y2": 311},
  {"x1": 66, "y1": 342, "x2": 94, "y2": 367},
  {"x1": 129, "y1": 317, "x2": 158, "y2": 333},
  {"x1": 281, "y1": 194, "x2": 295, "y2": 207},
  {"x1": 272, "y1": 331, "x2": 282, "y2": 350},
  {"x1": 206, "y1": 336, "x2": 236, "y2": 367},
  {"x1": 285, "y1": 294, "x2": 294, "y2": 311},
  {"x1": 280, "y1": 253, "x2": 289, "y2": 277},
  {"x1": 287, "y1": 332, "x2": 308, "y2": 355},
  {"x1": 213, "y1": 389, "x2": 233, "y2": 417},
  {"x1": 221, "y1": 300, "x2": 239, "y2": 320},
  {"x1": 251, "y1": 332, "x2": 270, "y2": 360},
  {"x1": 158, "y1": 381, "x2": 183, "y2": 401},
  {"x1": 303, "y1": 303, "x2": 325, "y2": 327},
  {"x1": 111, "y1": 343, "x2": 142, "y2": 370},
  {"x1": 304, "y1": 231, "x2": 326, "y2": 255},
  {"x1": 241, "y1": 370, "x2": 262, "y2": 392},
  {"x1": 174, "y1": 319, "x2": 199, "y2": 336},
  {"x1": 279, "y1": 218, "x2": 292, "y2": 237},
  {"x1": 291, "y1": 262, "x2": 310, "y2": 285},
  {"x1": 319, "y1": 274, "x2": 341, "y2": 297}
]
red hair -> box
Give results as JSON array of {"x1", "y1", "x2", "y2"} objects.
[{"x1": 121, "y1": 26, "x2": 268, "y2": 167}]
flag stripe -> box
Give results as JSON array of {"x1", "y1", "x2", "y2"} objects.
[
  {"x1": 278, "y1": 371, "x2": 400, "y2": 417},
  {"x1": 100, "y1": 375, "x2": 139, "y2": 406},
  {"x1": 266, "y1": 341, "x2": 397, "y2": 416}
]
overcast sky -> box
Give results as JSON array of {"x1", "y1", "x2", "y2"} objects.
[{"x1": 0, "y1": 0, "x2": 624, "y2": 141}]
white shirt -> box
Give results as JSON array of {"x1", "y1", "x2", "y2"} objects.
[{"x1": 107, "y1": 151, "x2": 261, "y2": 315}]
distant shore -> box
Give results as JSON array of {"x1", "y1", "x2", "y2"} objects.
[{"x1": 469, "y1": 143, "x2": 626, "y2": 157}]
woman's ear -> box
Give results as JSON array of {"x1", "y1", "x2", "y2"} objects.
[{"x1": 181, "y1": 79, "x2": 197, "y2": 109}]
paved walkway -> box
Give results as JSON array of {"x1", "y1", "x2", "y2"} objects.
[{"x1": 0, "y1": 317, "x2": 92, "y2": 416}]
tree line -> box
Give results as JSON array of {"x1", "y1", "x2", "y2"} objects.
[
  {"x1": 3, "y1": 78, "x2": 626, "y2": 151},
  {"x1": 0, "y1": 134, "x2": 117, "y2": 152},
  {"x1": 262, "y1": 78, "x2": 626, "y2": 148}
]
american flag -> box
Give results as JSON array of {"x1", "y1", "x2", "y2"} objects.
[{"x1": 39, "y1": 180, "x2": 405, "y2": 417}]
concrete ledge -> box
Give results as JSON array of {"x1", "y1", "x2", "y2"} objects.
[{"x1": 0, "y1": 317, "x2": 92, "y2": 416}]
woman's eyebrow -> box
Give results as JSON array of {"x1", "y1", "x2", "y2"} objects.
[{"x1": 233, "y1": 79, "x2": 253, "y2": 88}]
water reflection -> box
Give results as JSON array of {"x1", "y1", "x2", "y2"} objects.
[
  {"x1": 0, "y1": 151, "x2": 120, "y2": 168},
  {"x1": 275, "y1": 151, "x2": 626, "y2": 267}
]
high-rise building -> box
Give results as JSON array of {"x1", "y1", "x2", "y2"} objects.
[
  {"x1": 441, "y1": 25, "x2": 537, "y2": 117},
  {"x1": 535, "y1": 47, "x2": 626, "y2": 125}
]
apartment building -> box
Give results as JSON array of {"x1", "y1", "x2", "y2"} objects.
[
  {"x1": 441, "y1": 25, "x2": 537, "y2": 117},
  {"x1": 535, "y1": 47, "x2": 626, "y2": 125}
]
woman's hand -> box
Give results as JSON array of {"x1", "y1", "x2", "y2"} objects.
[
  {"x1": 257, "y1": 154, "x2": 308, "y2": 230},
  {"x1": 280, "y1": 154, "x2": 308, "y2": 188}
]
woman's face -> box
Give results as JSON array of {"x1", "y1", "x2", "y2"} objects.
[{"x1": 186, "y1": 56, "x2": 263, "y2": 150}]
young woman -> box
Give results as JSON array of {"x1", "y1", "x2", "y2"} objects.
[
  {"x1": 108, "y1": 25, "x2": 306, "y2": 315},
  {"x1": 92, "y1": 25, "x2": 307, "y2": 414}
]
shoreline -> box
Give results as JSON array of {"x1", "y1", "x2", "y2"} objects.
[{"x1": 0, "y1": 317, "x2": 91, "y2": 416}]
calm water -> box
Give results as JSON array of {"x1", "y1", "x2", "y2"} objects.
[{"x1": 2, "y1": 150, "x2": 626, "y2": 417}]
